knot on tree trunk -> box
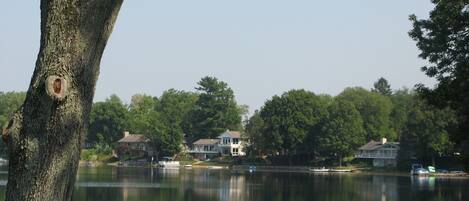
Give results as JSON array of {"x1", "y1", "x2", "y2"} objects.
[{"x1": 45, "y1": 75, "x2": 68, "y2": 101}]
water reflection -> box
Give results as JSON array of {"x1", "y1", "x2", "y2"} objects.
[{"x1": 0, "y1": 166, "x2": 468, "y2": 201}]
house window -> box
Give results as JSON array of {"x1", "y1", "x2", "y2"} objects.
[
  {"x1": 232, "y1": 148, "x2": 239, "y2": 154},
  {"x1": 223, "y1": 137, "x2": 231, "y2": 145},
  {"x1": 233, "y1": 138, "x2": 239, "y2": 144},
  {"x1": 137, "y1": 143, "x2": 146, "y2": 151},
  {"x1": 385, "y1": 150, "x2": 390, "y2": 156},
  {"x1": 203, "y1": 145, "x2": 214, "y2": 151},
  {"x1": 391, "y1": 150, "x2": 397, "y2": 157}
]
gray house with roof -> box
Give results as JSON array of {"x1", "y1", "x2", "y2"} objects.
[
  {"x1": 356, "y1": 138, "x2": 400, "y2": 167},
  {"x1": 190, "y1": 139, "x2": 221, "y2": 160}
]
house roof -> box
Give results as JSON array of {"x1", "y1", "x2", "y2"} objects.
[
  {"x1": 118, "y1": 134, "x2": 147, "y2": 143},
  {"x1": 219, "y1": 130, "x2": 242, "y2": 138},
  {"x1": 358, "y1": 140, "x2": 399, "y2": 150},
  {"x1": 193, "y1": 139, "x2": 220, "y2": 145}
]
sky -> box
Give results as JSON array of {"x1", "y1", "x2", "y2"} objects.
[{"x1": 0, "y1": 1, "x2": 435, "y2": 114}]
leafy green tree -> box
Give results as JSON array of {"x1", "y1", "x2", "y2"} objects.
[
  {"x1": 88, "y1": 95, "x2": 130, "y2": 145},
  {"x1": 338, "y1": 87, "x2": 394, "y2": 141},
  {"x1": 389, "y1": 89, "x2": 415, "y2": 140},
  {"x1": 400, "y1": 98, "x2": 457, "y2": 166},
  {"x1": 0, "y1": 91, "x2": 26, "y2": 157},
  {"x1": 245, "y1": 110, "x2": 266, "y2": 156},
  {"x1": 260, "y1": 89, "x2": 328, "y2": 159},
  {"x1": 372, "y1": 77, "x2": 392, "y2": 96},
  {"x1": 128, "y1": 94, "x2": 155, "y2": 135},
  {"x1": 409, "y1": 0, "x2": 469, "y2": 162},
  {"x1": 128, "y1": 93, "x2": 185, "y2": 158},
  {"x1": 0, "y1": 92, "x2": 26, "y2": 129},
  {"x1": 156, "y1": 89, "x2": 198, "y2": 154},
  {"x1": 297, "y1": 94, "x2": 333, "y2": 158},
  {"x1": 156, "y1": 89, "x2": 198, "y2": 127},
  {"x1": 188, "y1": 76, "x2": 242, "y2": 140},
  {"x1": 318, "y1": 99, "x2": 365, "y2": 166}
]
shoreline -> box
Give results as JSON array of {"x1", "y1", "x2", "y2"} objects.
[{"x1": 78, "y1": 160, "x2": 468, "y2": 179}]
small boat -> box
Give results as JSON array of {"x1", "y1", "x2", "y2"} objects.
[
  {"x1": 412, "y1": 168, "x2": 429, "y2": 175},
  {"x1": 310, "y1": 167, "x2": 330, "y2": 172},
  {"x1": 158, "y1": 157, "x2": 180, "y2": 169},
  {"x1": 0, "y1": 158, "x2": 8, "y2": 166},
  {"x1": 330, "y1": 169, "x2": 352, "y2": 173},
  {"x1": 208, "y1": 166, "x2": 224, "y2": 169},
  {"x1": 411, "y1": 164, "x2": 429, "y2": 175},
  {"x1": 248, "y1": 166, "x2": 257, "y2": 173}
]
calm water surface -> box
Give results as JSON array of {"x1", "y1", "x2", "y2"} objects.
[{"x1": 0, "y1": 166, "x2": 468, "y2": 201}]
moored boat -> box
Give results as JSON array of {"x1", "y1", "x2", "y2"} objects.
[
  {"x1": 309, "y1": 167, "x2": 330, "y2": 172},
  {"x1": 330, "y1": 169, "x2": 352, "y2": 173},
  {"x1": 248, "y1": 165, "x2": 257, "y2": 173},
  {"x1": 158, "y1": 157, "x2": 181, "y2": 169},
  {"x1": 411, "y1": 164, "x2": 429, "y2": 175}
]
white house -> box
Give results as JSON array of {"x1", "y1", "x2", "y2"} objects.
[
  {"x1": 356, "y1": 138, "x2": 400, "y2": 167},
  {"x1": 217, "y1": 130, "x2": 246, "y2": 157},
  {"x1": 189, "y1": 130, "x2": 246, "y2": 160}
]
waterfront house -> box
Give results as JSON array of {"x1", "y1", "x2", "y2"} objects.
[
  {"x1": 116, "y1": 131, "x2": 152, "y2": 159},
  {"x1": 356, "y1": 138, "x2": 400, "y2": 167},
  {"x1": 217, "y1": 130, "x2": 246, "y2": 156},
  {"x1": 190, "y1": 139, "x2": 221, "y2": 160},
  {"x1": 189, "y1": 130, "x2": 247, "y2": 160}
]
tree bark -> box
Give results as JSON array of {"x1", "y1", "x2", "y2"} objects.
[{"x1": 3, "y1": 1, "x2": 123, "y2": 201}]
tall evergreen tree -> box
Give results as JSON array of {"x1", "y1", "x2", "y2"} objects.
[
  {"x1": 188, "y1": 76, "x2": 242, "y2": 140},
  {"x1": 372, "y1": 77, "x2": 392, "y2": 96}
]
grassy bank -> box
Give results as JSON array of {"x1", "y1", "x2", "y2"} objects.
[{"x1": 80, "y1": 145, "x2": 116, "y2": 166}]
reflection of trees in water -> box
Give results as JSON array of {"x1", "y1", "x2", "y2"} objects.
[
  {"x1": 350, "y1": 175, "x2": 399, "y2": 201},
  {"x1": 71, "y1": 167, "x2": 469, "y2": 201},
  {"x1": 401, "y1": 176, "x2": 467, "y2": 201},
  {"x1": 178, "y1": 169, "x2": 248, "y2": 201},
  {"x1": 252, "y1": 173, "x2": 398, "y2": 201}
]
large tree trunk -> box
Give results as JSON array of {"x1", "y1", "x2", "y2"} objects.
[{"x1": 3, "y1": 1, "x2": 123, "y2": 201}]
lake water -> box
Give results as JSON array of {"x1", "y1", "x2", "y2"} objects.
[{"x1": 0, "y1": 166, "x2": 468, "y2": 201}]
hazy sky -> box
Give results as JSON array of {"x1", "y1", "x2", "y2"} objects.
[{"x1": 0, "y1": 1, "x2": 435, "y2": 113}]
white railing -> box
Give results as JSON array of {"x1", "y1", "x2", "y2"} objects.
[{"x1": 356, "y1": 152, "x2": 397, "y2": 159}]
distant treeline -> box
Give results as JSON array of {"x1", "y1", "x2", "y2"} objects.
[
  {"x1": 245, "y1": 78, "x2": 459, "y2": 167},
  {"x1": 86, "y1": 76, "x2": 246, "y2": 158},
  {"x1": 0, "y1": 77, "x2": 461, "y2": 166}
]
